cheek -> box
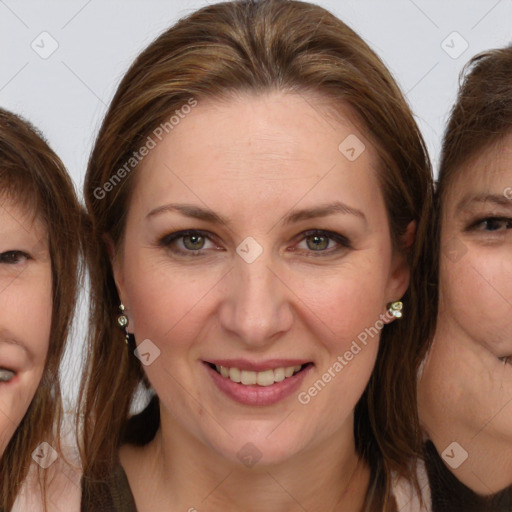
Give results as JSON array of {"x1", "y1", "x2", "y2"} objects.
[
  {"x1": 0, "y1": 271, "x2": 52, "y2": 358},
  {"x1": 123, "y1": 258, "x2": 215, "y2": 347},
  {"x1": 441, "y1": 250, "x2": 512, "y2": 351},
  {"x1": 0, "y1": 267, "x2": 52, "y2": 452},
  {"x1": 124, "y1": 250, "x2": 390, "y2": 343},
  {"x1": 300, "y1": 270, "x2": 389, "y2": 351}
]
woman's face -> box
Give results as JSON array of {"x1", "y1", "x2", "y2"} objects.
[
  {"x1": 0, "y1": 200, "x2": 52, "y2": 455},
  {"x1": 113, "y1": 92, "x2": 409, "y2": 467},
  {"x1": 418, "y1": 133, "x2": 512, "y2": 489}
]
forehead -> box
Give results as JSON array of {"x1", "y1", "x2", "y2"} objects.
[
  {"x1": 444, "y1": 133, "x2": 512, "y2": 203},
  {"x1": 0, "y1": 197, "x2": 46, "y2": 239},
  {"x1": 129, "y1": 91, "x2": 384, "y2": 219}
]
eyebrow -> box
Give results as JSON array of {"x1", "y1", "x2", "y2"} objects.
[
  {"x1": 146, "y1": 200, "x2": 367, "y2": 227},
  {"x1": 456, "y1": 193, "x2": 512, "y2": 211}
]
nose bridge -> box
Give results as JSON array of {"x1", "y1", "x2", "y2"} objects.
[{"x1": 221, "y1": 243, "x2": 292, "y2": 344}]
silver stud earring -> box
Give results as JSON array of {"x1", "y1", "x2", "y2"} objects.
[
  {"x1": 117, "y1": 303, "x2": 133, "y2": 346},
  {"x1": 387, "y1": 301, "x2": 403, "y2": 319},
  {"x1": 117, "y1": 303, "x2": 129, "y2": 328}
]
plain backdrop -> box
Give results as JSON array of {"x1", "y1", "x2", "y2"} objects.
[{"x1": 1, "y1": 0, "x2": 512, "y2": 407}]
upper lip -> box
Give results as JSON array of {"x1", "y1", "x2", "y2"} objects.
[{"x1": 204, "y1": 359, "x2": 312, "y2": 372}]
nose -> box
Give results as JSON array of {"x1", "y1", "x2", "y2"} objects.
[{"x1": 218, "y1": 249, "x2": 294, "y2": 348}]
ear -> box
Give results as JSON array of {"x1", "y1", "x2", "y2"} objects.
[
  {"x1": 104, "y1": 234, "x2": 135, "y2": 334},
  {"x1": 104, "y1": 233, "x2": 130, "y2": 319},
  {"x1": 384, "y1": 220, "x2": 416, "y2": 316},
  {"x1": 103, "y1": 233, "x2": 121, "y2": 286}
]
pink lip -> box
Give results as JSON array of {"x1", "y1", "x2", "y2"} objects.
[
  {"x1": 205, "y1": 358, "x2": 310, "y2": 372},
  {"x1": 204, "y1": 362, "x2": 313, "y2": 406}
]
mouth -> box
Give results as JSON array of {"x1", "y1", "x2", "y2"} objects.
[
  {"x1": 206, "y1": 362, "x2": 312, "y2": 387},
  {"x1": 499, "y1": 356, "x2": 512, "y2": 366},
  {"x1": 203, "y1": 360, "x2": 314, "y2": 406}
]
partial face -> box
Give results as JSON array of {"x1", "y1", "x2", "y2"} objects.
[
  {"x1": 0, "y1": 199, "x2": 52, "y2": 455},
  {"x1": 419, "y1": 133, "x2": 512, "y2": 485},
  {"x1": 114, "y1": 92, "x2": 409, "y2": 467}
]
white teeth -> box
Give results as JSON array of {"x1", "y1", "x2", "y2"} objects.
[
  {"x1": 257, "y1": 369, "x2": 275, "y2": 387},
  {"x1": 229, "y1": 367, "x2": 241, "y2": 382},
  {"x1": 241, "y1": 370, "x2": 257, "y2": 385},
  {"x1": 274, "y1": 367, "x2": 285, "y2": 382},
  {"x1": 214, "y1": 364, "x2": 305, "y2": 386}
]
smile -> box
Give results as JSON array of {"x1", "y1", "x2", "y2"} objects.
[
  {"x1": 211, "y1": 363, "x2": 305, "y2": 386},
  {"x1": 204, "y1": 360, "x2": 314, "y2": 406}
]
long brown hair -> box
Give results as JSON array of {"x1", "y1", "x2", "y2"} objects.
[
  {"x1": 425, "y1": 45, "x2": 512, "y2": 511},
  {"x1": 80, "y1": 1, "x2": 435, "y2": 510},
  {"x1": 0, "y1": 109, "x2": 82, "y2": 511}
]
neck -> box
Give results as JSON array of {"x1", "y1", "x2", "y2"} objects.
[
  {"x1": 420, "y1": 318, "x2": 512, "y2": 495},
  {"x1": 121, "y1": 405, "x2": 370, "y2": 512}
]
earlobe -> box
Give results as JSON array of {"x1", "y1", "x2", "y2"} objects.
[{"x1": 382, "y1": 301, "x2": 404, "y2": 324}]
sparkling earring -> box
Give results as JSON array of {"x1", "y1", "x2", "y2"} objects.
[
  {"x1": 117, "y1": 303, "x2": 133, "y2": 346},
  {"x1": 117, "y1": 303, "x2": 128, "y2": 328},
  {"x1": 387, "y1": 301, "x2": 403, "y2": 319}
]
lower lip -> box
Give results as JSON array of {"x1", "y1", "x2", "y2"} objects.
[{"x1": 204, "y1": 363, "x2": 313, "y2": 406}]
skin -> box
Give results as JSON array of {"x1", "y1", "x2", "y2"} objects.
[
  {"x1": 0, "y1": 199, "x2": 81, "y2": 512},
  {"x1": 418, "y1": 133, "x2": 512, "y2": 495},
  {"x1": 113, "y1": 91, "x2": 411, "y2": 511},
  {"x1": 0, "y1": 199, "x2": 52, "y2": 456}
]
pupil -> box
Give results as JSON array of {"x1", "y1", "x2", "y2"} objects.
[
  {"x1": 308, "y1": 235, "x2": 327, "y2": 250},
  {"x1": 185, "y1": 235, "x2": 204, "y2": 250}
]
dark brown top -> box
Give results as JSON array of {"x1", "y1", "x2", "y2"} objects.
[
  {"x1": 424, "y1": 440, "x2": 512, "y2": 512},
  {"x1": 81, "y1": 461, "x2": 137, "y2": 512}
]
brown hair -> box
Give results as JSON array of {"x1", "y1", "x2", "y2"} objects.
[
  {"x1": 437, "y1": 45, "x2": 512, "y2": 204},
  {"x1": 0, "y1": 109, "x2": 82, "y2": 511},
  {"x1": 80, "y1": 1, "x2": 435, "y2": 510},
  {"x1": 425, "y1": 45, "x2": 512, "y2": 510}
]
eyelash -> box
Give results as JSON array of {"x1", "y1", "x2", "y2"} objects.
[
  {"x1": 466, "y1": 217, "x2": 512, "y2": 232},
  {"x1": 158, "y1": 229, "x2": 351, "y2": 257},
  {"x1": 0, "y1": 251, "x2": 30, "y2": 265}
]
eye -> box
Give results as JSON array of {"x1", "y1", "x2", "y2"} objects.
[
  {"x1": 158, "y1": 230, "x2": 221, "y2": 256},
  {"x1": 0, "y1": 369, "x2": 16, "y2": 382},
  {"x1": 158, "y1": 228, "x2": 351, "y2": 258},
  {"x1": 293, "y1": 229, "x2": 351, "y2": 256},
  {"x1": 468, "y1": 217, "x2": 512, "y2": 232},
  {"x1": 0, "y1": 251, "x2": 30, "y2": 264}
]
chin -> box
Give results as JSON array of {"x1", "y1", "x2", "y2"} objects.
[{"x1": 206, "y1": 428, "x2": 306, "y2": 469}]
